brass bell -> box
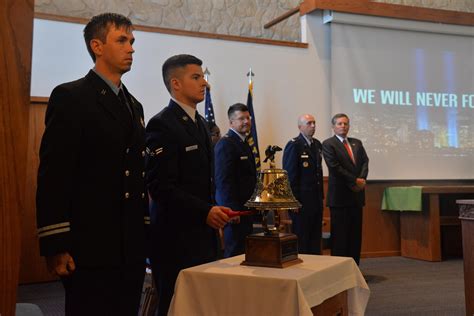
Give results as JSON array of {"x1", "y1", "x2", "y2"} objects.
[{"x1": 245, "y1": 146, "x2": 301, "y2": 235}]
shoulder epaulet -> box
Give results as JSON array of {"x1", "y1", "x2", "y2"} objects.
[{"x1": 291, "y1": 137, "x2": 297, "y2": 142}]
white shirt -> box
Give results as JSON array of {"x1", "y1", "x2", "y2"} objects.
[
  {"x1": 172, "y1": 97, "x2": 196, "y2": 123},
  {"x1": 230, "y1": 128, "x2": 247, "y2": 142}
]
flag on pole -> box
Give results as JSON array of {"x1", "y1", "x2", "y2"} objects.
[
  {"x1": 203, "y1": 68, "x2": 215, "y2": 124},
  {"x1": 204, "y1": 87, "x2": 215, "y2": 124},
  {"x1": 246, "y1": 68, "x2": 261, "y2": 171}
]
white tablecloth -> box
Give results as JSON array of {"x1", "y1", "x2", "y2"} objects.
[{"x1": 168, "y1": 254, "x2": 370, "y2": 316}]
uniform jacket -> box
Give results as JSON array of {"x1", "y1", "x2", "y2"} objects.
[
  {"x1": 146, "y1": 100, "x2": 216, "y2": 266},
  {"x1": 36, "y1": 70, "x2": 149, "y2": 267},
  {"x1": 283, "y1": 133, "x2": 324, "y2": 205},
  {"x1": 214, "y1": 129, "x2": 257, "y2": 211},
  {"x1": 322, "y1": 135, "x2": 369, "y2": 208}
]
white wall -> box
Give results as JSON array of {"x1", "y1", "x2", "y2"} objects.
[{"x1": 31, "y1": 12, "x2": 332, "y2": 167}]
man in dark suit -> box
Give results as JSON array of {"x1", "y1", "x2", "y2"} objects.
[
  {"x1": 36, "y1": 13, "x2": 148, "y2": 315},
  {"x1": 215, "y1": 103, "x2": 257, "y2": 257},
  {"x1": 145, "y1": 54, "x2": 230, "y2": 316},
  {"x1": 322, "y1": 113, "x2": 369, "y2": 265},
  {"x1": 282, "y1": 114, "x2": 324, "y2": 254}
]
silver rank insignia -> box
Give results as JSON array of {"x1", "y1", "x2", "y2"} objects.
[
  {"x1": 146, "y1": 147, "x2": 163, "y2": 157},
  {"x1": 101, "y1": 89, "x2": 107, "y2": 95}
]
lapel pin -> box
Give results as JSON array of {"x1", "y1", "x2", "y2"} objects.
[{"x1": 182, "y1": 116, "x2": 188, "y2": 121}]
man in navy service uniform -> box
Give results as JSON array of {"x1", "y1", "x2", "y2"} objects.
[
  {"x1": 36, "y1": 13, "x2": 149, "y2": 316},
  {"x1": 322, "y1": 113, "x2": 369, "y2": 265},
  {"x1": 145, "y1": 54, "x2": 231, "y2": 316},
  {"x1": 215, "y1": 103, "x2": 257, "y2": 257},
  {"x1": 282, "y1": 114, "x2": 324, "y2": 254}
]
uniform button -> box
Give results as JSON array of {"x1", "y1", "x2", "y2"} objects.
[
  {"x1": 141, "y1": 193, "x2": 145, "y2": 199},
  {"x1": 125, "y1": 192, "x2": 130, "y2": 199},
  {"x1": 142, "y1": 171, "x2": 145, "y2": 178},
  {"x1": 141, "y1": 151, "x2": 145, "y2": 157},
  {"x1": 126, "y1": 148, "x2": 130, "y2": 154},
  {"x1": 125, "y1": 170, "x2": 130, "y2": 176}
]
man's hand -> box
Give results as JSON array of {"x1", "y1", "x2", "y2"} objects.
[
  {"x1": 46, "y1": 252, "x2": 75, "y2": 277},
  {"x1": 356, "y1": 178, "x2": 366, "y2": 188},
  {"x1": 351, "y1": 178, "x2": 366, "y2": 192},
  {"x1": 206, "y1": 206, "x2": 230, "y2": 229}
]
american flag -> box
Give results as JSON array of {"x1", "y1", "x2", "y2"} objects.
[{"x1": 204, "y1": 87, "x2": 215, "y2": 124}]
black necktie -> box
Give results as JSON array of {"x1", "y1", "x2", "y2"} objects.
[
  {"x1": 195, "y1": 112, "x2": 207, "y2": 142},
  {"x1": 118, "y1": 89, "x2": 133, "y2": 117}
]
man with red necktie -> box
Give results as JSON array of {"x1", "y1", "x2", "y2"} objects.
[{"x1": 322, "y1": 113, "x2": 369, "y2": 265}]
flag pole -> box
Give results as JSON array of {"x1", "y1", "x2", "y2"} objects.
[
  {"x1": 247, "y1": 67, "x2": 254, "y2": 86},
  {"x1": 245, "y1": 67, "x2": 260, "y2": 171},
  {"x1": 204, "y1": 67, "x2": 210, "y2": 83}
]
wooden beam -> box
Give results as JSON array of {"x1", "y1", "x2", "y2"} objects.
[
  {"x1": 300, "y1": 0, "x2": 474, "y2": 26},
  {"x1": 35, "y1": 12, "x2": 308, "y2": 49},
  {"x1": 264, "y1": 6, "x2": 300, "y2": 29},
  {"x1": 0, "y1": 0, "x2": 33, "y2": 314}
]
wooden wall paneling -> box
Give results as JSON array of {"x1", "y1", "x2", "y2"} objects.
[
  {"x1": 0, "y1": 0, "x2": 34, "y2": 314},
  {"x1": 361, "y1": 182, "x2": 401, "y2": 258},
  {"x1": 19, "y1": 100, "x2": 55, "y2": 284}
]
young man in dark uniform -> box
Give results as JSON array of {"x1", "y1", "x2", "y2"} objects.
[
  {"x1": 145, "y1": 54, "x2": 230, "y2": 316},
  {"x1": 36, "y1": 13, "x2": 149, "y2": 315}
]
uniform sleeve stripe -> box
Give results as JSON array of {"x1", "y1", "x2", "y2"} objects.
[
  {"x1": 37, "y1": 222, "x2": 70, "y2": 233},
  {"x1": 38, "y1": 227, "x2": 71, "y2": 238}
]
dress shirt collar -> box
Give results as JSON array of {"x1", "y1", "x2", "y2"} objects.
[
  {"x1": 335, "y1": 134, "x2": 347, "y2": 143},
  {"x1": 92, "y1": 68, "x2": 122, "y2": 95},
  {"x1": 230, "y1": 128, "x2": 247, "y2": 142},
  {"x1": 301, "y1": 133, "x2": 313, "y2": 146},
  {"x1": 172, "y1": 97, "x2": 196, "y2": 122}
]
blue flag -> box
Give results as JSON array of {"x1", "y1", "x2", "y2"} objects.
[
  {"x1": 204, "y1": 87, "x2": 215, "y2": 124},
  {"x1": 246, "y1": 82, "x2": 261, "y2": 171}
]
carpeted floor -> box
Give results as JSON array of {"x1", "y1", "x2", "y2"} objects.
[
  {"x1": 360, "y1": 256, "x2": 465, "y2": 316},
  {"x1": 17, "y1": 256, "x2": 465, "y2": 315}
]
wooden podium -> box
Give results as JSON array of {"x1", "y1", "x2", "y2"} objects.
[
  {"x1": 458, "y1": 200, "x2": 474, "y2": 316},
  {"x1": 400, "y1": 186, "x2": 474, "y2": 261}
]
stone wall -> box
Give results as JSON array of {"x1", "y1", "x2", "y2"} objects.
[{"x1": 34, "y1": 0, "x2": 473, "y2": 42}]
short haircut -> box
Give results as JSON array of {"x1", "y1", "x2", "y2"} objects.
[
  {"x1": 162, "y1": 54, "x2": 203, "y2": 93},
  {"x1": 331, "y1": 113, "x2": 350, "y2": 125},
  {"x1": 227, "y1": 103, "x2": 249, "y2": 119},
  {"x1": 83, "y1": 13, "x2": 132, "y2": 62}
]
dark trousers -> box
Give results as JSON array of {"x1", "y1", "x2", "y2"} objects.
[
  {"x1": 151, "y1": 263, "x2": 181, "y2": 316},
  {"x1": 61, "y1": 263, "x2": 145, "y2": 316},
  {"x1": 290, "y1": 205, "x2": 323, "y2": 255},
  {"x1": 223, "y1": 216, "x2": 253, "y2": 258},
  {"x1": 330, "y1": 206, "x2": 363, "y2": 264}
]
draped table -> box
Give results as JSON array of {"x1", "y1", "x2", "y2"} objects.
[{"x1": 168, "y1": 254, "x2": 369, "y2": 316}]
